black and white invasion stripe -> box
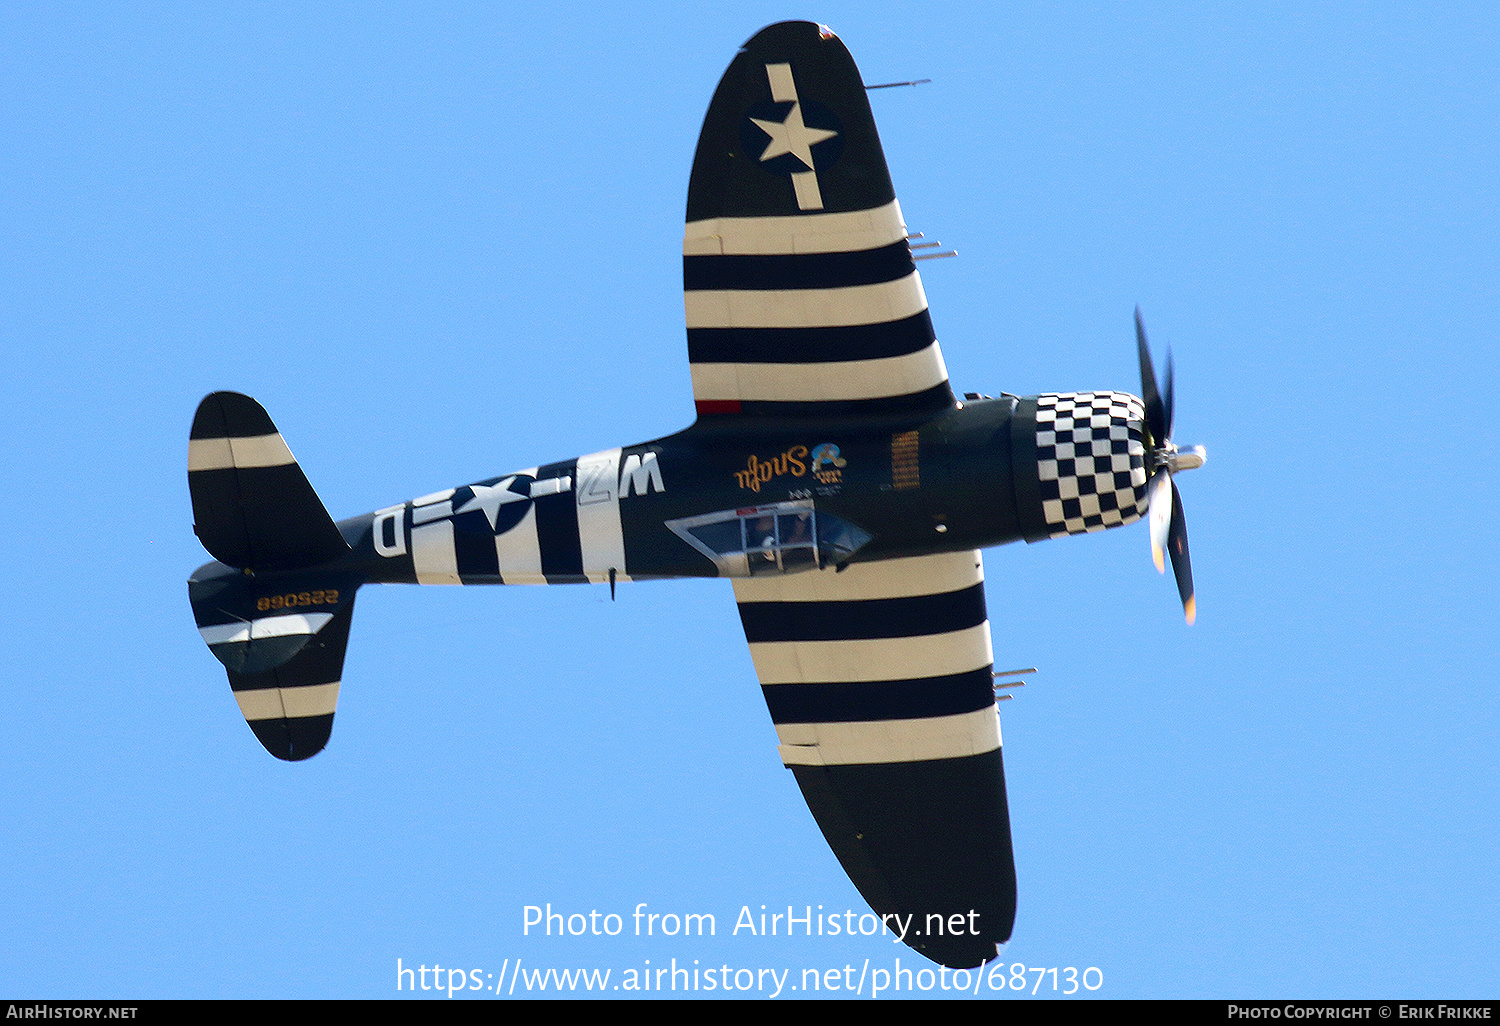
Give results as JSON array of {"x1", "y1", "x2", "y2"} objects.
[
  {"x1": 222, "y1": 598, "x2": 355, "y2": 763},
  {"x1": 731, "y1": 544, "x2": 1017, "y2": 966},
  {"x1": 391, "y1": 448, "x2": 645, "y2": 587},
  {"x1": 732, "y1": 549, "x2": 998, "y2": 766},
  {"x1": 684, "y1": 200, "x2": 954, "y2": 420},
  {"x1": 188, "y1": 559, "x2": 359, "y2": 763},
  {"x1": 402, "y1": 463, "x2": 585, "y2": 586}
]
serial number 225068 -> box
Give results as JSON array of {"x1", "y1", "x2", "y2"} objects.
[{"x1": 256, "y1": 590, "x2": 339, "y2": 612}]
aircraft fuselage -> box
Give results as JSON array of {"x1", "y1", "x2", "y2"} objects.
[{"x1": 314, "y1": 390, "x2": 1143, "y2": 589}]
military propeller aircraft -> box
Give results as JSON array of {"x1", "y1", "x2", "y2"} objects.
[{"x1": 188, "y1": 21, "x2": 1205, "y2": 969}]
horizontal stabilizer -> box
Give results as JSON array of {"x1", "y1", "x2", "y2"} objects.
[
  {"x1": 189, "y1": 392, "x2": 349, "y2": 571},
  {"x1": 190, "y1": 561, "x2": 363, "y2": 761}
]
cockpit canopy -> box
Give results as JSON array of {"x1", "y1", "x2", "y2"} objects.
[{"x1": 667, "y1": 500, "x2": 872, "y2": 577}]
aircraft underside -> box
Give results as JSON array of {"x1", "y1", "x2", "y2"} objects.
[{"x1": 187, "y1": 21, "x2": 1203, "y2": 969}]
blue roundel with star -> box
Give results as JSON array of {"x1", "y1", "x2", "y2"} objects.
[
  {"x1": 449, "y1": 475, "x2": 535, "y2": 537},
  {"x1": 739, "y1": 98, "x2": 845, "y2": 178}
]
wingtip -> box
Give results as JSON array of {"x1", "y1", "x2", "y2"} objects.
[{"x1": 1183, "y1": 596, "x2": 1196, "y2": 625}]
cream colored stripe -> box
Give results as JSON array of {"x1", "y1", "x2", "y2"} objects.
[
  {"x1": 776, "y1": 706, "x2": 1000, "y2": 766},
  {"x1": 748, "y1": 622, "x2": 994, "y2": 686},
  {"x1": 411, "y1": 488, "x2": 456, "y2": 506},
  {"x1": 684, "y1": 199, "x2": 906, "y2": 256},
  {"x1": 235, "y1": 681, "x2": 340, "y2": 722},
  {"x1": 199, "y1": 612, "x2": 334, "y2": 647},
  {"x1": 495, "y1": 476, "x2": 544, "y2": 583},
  {"x1": 733, "y1": 550, "x2": 983, "y2": 604},
  {"x1": 411, "y1": 500, "x2": 453, "y2": 525},
  {"x1": 574, "y1": 448, "x2": 630, "y2": 584},
  {"x1": 765, "y1": 62, "x2": 797, "y2": 102},
  {"x1": 412, "y1": 521, "x2": 460, "y2": 585},
  {"x1": 689, "y1": 340, "x2": 947, "y2": 403},
  {"x1": 791, "y1": 170, "x2": 823, "y2": 211},
  {"x1": 188, "y1": 437, "x2": 233, "y2": 471},
  {"x1": 188, "y1": 433, "x2": 295, "y2": 471},
  {"x1": 685, "y1": 271, "x2": 925, "y2": 329}
]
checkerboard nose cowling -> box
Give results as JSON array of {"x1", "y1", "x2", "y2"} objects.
[{"x1": 1033, "y1": 391, "x2": 1149, "y2": 539}]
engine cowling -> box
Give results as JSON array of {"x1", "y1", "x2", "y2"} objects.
[{"x1": 1010, "y1": 391, "x2": 1149, "y2": 543}]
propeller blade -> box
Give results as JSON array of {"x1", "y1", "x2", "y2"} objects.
[
  {"x1": 1134, "y1": 307, "x2": 1167, "y2": 448},
  {"x1": 1135, "y1": 307, "x2": 1200, "y2": 623},
  {"x1": 1147, "y1": 467, "x2": 1173, "y2": 573},
  {"x1": 1167, "y1": 478, "x2": 1195, "y2": 624},
  {"x1": 1162, "y1": 348, "x2": 1176, "y2": 442}
]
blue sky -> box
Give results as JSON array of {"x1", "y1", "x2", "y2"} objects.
[{"x1": 3, "y1": 1, "x2": 1497, "y2": 1000}]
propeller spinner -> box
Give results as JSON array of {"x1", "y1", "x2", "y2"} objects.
[{"x1": 1134, "y1": 308, "x2": 1206, "y2": 624}]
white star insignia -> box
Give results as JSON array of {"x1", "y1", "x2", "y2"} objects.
[
  {"x1": 750, "y1": 102, "x2": 837, "y2": 171},
  {"x1": 454, "y1": 477, "x2": 529, "y2": 530}
]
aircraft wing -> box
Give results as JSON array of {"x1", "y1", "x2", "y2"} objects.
[
  {"x1": 684, "y1": 22, "x2": 955, "y2": 420},
  {"x1": 732, "y1": 550, "x2": 1017, "y2": 968}
]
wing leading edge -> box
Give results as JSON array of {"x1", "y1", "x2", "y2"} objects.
[
  {"x1": 684, "y1": 22, "x2": 954, "y2": 421},
  {"x1": 733, "y1": 550, "x2": 1017, "y2": 968}
]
